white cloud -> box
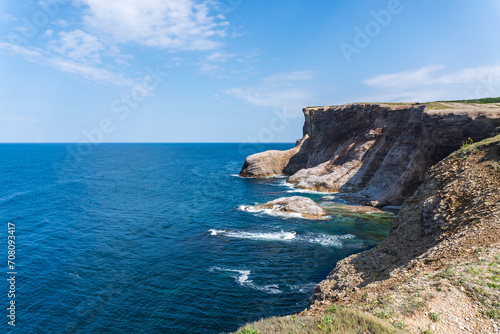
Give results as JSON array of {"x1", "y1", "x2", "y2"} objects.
[
  {"x1": 0, "y1": 42, "x2": 134, "y2": 86},
  {"x1": 78, "y1": 0, "x2": 227, "y2": 50},
  {"x1": 226, "y1": 71, "x2": 316, "y2": 114},
  {"x1": 198, "y1": 50, "x2": 236, "y2": 74},
  {"x1": 363, "y1": 65, "x2": 445, "y2": 89},
  {"x1": 263, "y1": 71, "x2": 315, "y2": 86},
  {"x1": 0, "y1": 12, "x2": 16, "y2": 22},
  {"x1": 0, "y1": 1, "x2": 234, "y2": 86},
  {"x1": 0, "y1": 43, "x2": 43, "y2": 59},
  {"x1": 53, "y1": 19, "x2": 71, "y2": 27},
  {"x1": 0, "y1": 111, "x2": 41, "y2": 122},
  {"x1": 362, "y1": 64, "x2": 500, "y2": 102},
  {"x1": 46, "y1": 57, "x2": 135, "y2": 86},
  {"x1": 51, "y1": 30, "x2": 105, "y2": 64}
]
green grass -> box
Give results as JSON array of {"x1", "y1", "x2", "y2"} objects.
[
  {"x1": 238, "y1": 329, "x2": 259, "y2": 334},
  {"x1": 232, "y1": 307, "x2": 405, "y2": 334},
  {"x1": 435, "y1": 267, "x2": 454, "y2": 280},
  {"x1": 439, "y1": 97, "x2": 500, "y2": 104},
  {"x1": 425, "y1": 102, "x2": 456, "y2": 110},
  {"x1": 400, "y1": 294, "x2": 426, "y2": 315},
  {"x1": 486, "y1": 308, "x2": 500, "y2": 319},
  {"x1": 450, "y1": 134, "x2": 500, "y2": 159},
  {"x1": 428, "y1": 312, "x2": 439, "y2": 322}
]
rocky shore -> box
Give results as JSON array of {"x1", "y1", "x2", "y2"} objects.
[
  {"x1": 241, "y1": 196, "x2": 327, "y2": 220},
  {"x1": 308, "y1": 134, "x2": 500, "y2": 333},
  {"x1": 235, "y1": 101, "x2": 500, "y2": 334}
]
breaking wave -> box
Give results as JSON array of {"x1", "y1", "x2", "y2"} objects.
[
  {"x1": 209, "y1": 229, "x2": 355, "y2": 247},
  {"x1": 209, "y1": 267, "x2": 282, "y2": 294}
]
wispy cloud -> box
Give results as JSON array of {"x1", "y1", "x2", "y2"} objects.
[
  {"x1": 0, "y1": 110, "x2": 41, "y2": 122},
  {"x1": 79, "y1": 0, "x2": 228, "y2": 50},
  {"x1": 0, "y1": 0, "x2": 233, "y2": 86},
  {"x1": 198, "y1": 51, "x2": 237, "y2": 74},
  {"x1": 0, "y1": 12, "x2": 16, "y2": 22},
  {"x1": 46, "y1": 57, "x2": 134, "y2": 86},
  {"x1": 226, "y1": 71, "x2": 316, "y2": 114},
  {"x1": 363, "y1": 65, "x2": 445, "y2": 89},
  {"x1": 197, "y1": 49, "x2": 257, "y2": 75},
  {"x1": 50, "y1": 30, "x2": 106, "y2": 64},
  {"x1": 362, "y1": 64, "x2": 500, "y2": 101},
  {"x1": 0, "y1": 42, "x2": 134, "y2": 86}
]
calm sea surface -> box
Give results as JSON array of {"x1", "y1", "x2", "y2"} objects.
[{"x1": 0, "y1": 144, "x2": 394, "y2": 333}]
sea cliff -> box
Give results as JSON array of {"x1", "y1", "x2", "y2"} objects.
[
  {"x1": 234, "y1": 100, "x2": 500, "y2": 334},
  {"x1": 240, "y1": 102, "x2": 500, "y2": 206}
]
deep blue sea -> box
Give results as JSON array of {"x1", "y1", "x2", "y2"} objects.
[{"x1": 0, "y1": 144, "x2": 394, "y2": 334}]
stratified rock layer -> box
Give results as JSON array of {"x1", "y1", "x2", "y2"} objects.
[
  {"x1": 240, "y1": 135, "x2": 309, "y2": 177},
  {"x1": 240, "y1": 103, "x2": 500, "y2": 205},
  {"x1": 310, "y1": 135, "x2": 500, "y2": 304}
]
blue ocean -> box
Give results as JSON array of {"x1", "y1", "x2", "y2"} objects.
[{"x1": 0, "y1": 144, "x2": 394, "y2": 333}]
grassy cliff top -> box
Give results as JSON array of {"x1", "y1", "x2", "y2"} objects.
[{"x1": 306, "y1": 97, "x2": 500, "y2": 110}]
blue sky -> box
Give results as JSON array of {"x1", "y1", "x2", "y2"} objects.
[{"x1": 1, "y1": 0, "x2": 499, "y2": 142}]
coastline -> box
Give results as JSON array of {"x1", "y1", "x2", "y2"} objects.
[{"x1": 233, "y1": 101, "x2": 500, "y2": 333}]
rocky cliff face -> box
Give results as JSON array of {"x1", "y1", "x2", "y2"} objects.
[
  {"x1": 240, "y1": 102, "x2": 500, "y2": 206},
  {"x1": 308, "y1": 135, "x2": 500, "y2": 333}
]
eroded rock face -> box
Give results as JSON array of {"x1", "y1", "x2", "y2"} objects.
[
  {"x1": 252, "y1": 196, "x2": 327, "y2": 220},
  {"x1": 240, "y1": 135, "x2": 309, "y2": 177},
  {"x1": 310, "y1": 135, "x2": 500, "y2": 304},
  {"x1": 240, "y1": 103, "x2": 500, "y2": 205}
]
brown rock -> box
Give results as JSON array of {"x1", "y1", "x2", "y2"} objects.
[
  {"x1": 239, "y1": 135, "x2": 309, "y2": 177},
  {"x1": 249, "y1": 196, "x2": 327, "y2": 220}
]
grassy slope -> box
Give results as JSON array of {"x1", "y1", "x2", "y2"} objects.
[{"x1": 232, "y1": 306, "x2": 405, "y2": 334}]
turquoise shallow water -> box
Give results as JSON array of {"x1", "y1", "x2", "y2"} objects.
[{"x1": 0, "y1": 143, "x2": 393, "y2": 333}]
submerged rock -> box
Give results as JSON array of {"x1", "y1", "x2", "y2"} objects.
[{"x1": 251, "y1": 196, "x2": 327, "y2": 220}]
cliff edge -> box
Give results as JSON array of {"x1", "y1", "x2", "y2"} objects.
[
  {"x1": 240, "y1": 102, "x2": 500, "y2": 206},
  {"x1": 309, "y1": 134, "x2": 500, "y2": 333}
]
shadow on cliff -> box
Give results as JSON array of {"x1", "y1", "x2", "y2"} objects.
[{"x1": 311, "y1": 135, "x2": 500, "y2": 304}]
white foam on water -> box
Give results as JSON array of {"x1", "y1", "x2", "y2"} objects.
[
  {"x1": 287, "y1": 282, "x2": 317, "y2": 293},
  {"x1": 0, "y1": 190, "x2": 33, "y2": 204},
  {"x1": 209, "y1": 229, "x2": 355, "y2": 248},
  {"x1": 231, "y1": 174, "x2": 287, "y2": 179},
  {"x1": 285, "y1": 188, "x2": 335, "y2": 195},
  {"x1": 210, "y1": 267, "x2": 282, "y2": 294},
  {"x1": 209, "y1": 229, "x2": 296, "y2": 241},
  {"x1": 301, "y1": 233, "x2": 356, "y2": 247},
  {"x1": 238, "y1": 204, "x2": 309, "y2": 219},
  {"x1": 252, "y1": 284, "x2": 282, "y2": 294},
  {"x1": 264, "y1": 174, "x2": 288, "y2": 179},
  {"x1": 321, "y1": 195, "x2": 347, "y2": 203}
]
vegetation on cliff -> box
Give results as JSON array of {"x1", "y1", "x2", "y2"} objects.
[{"x1": 233, "y1": 130, "x2": 500, "y2": 333}]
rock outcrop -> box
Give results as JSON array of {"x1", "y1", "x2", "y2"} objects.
[
  {"x1": 240, "y1": 102, "x2": 500, "y2": 206},
  {"x1": 240, "y1": 135, "x2": 309, "y2": 177},
  {"x1": 308, "y1": 135, "x2": 500, "y2": 333},
  {"x1": 244, "y1": 196, "x2": 327, "y2": 220}
]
